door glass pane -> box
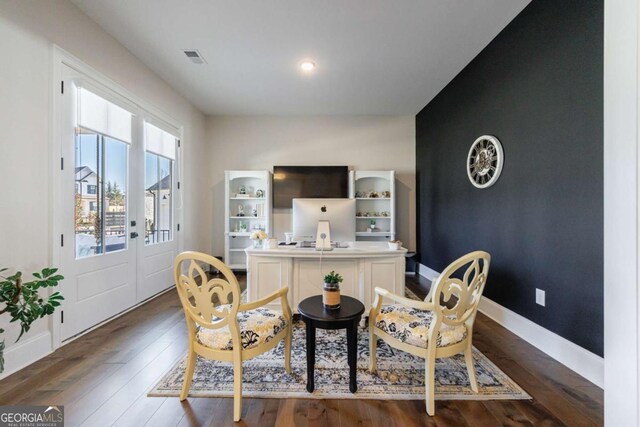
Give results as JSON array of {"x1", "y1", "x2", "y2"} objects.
[
  {"x1": 145, "y1": 152, "x2": 173, "y2": 245},
  {"x1": 104, "y1": 137, "x2": 128, "y2": 253},
  {"x1": 75, "y1": 129, "x2": 129, "y2": 258},
  {"x1": 75, "y1": 130, "x2": 101, "y2": 258}
]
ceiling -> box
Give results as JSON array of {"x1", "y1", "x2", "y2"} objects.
[{"x1": 71, "y1": 0, "x2": 530, "y2": 115}]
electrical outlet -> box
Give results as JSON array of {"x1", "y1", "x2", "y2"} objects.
[{"x1": 536, "y1": 288, "x2": 546, "y2": 307}]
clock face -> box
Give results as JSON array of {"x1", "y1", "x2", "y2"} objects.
[{"x1": 467, "y1": 135, "x2": 504, "y2": 189}]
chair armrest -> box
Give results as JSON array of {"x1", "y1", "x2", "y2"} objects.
[
  {"x1": 423, "y1": 275, "x2": 439, "y2": 303},
  {"x1": 373, "y1": 287, "x2": 435, "y2": 311},
  {"x1": 239, "y1": 287, "x2": 289, "y2": 312}
]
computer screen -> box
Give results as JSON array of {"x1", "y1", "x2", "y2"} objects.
[{"x1": 292, "y1": 198, "x2": 356, "y2": 243}]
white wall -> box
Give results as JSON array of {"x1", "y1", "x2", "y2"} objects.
[
  {"x1": 604, "y1": 0, "x2": 640, "y2": 424},
  {"x1": 206, "y1": 116, "x2": 416, "y2": 256},
  {"x1": 0, "y1": 0, "x2": 207, "y2": 375}
]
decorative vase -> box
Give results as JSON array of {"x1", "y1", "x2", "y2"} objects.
[
  {"x1": 322, "y1": 282, "x2": 341, "y2": 310},
  {"x1": 253, "y1": 240, "x2": 262, "y2": 249}
]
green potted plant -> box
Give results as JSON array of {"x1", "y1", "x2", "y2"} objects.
[
  {"x1": 0, "y1": 267, "x2": 64, "y2": 373},
  {"x1": 322, "y1": 270, "x2": 343, "y2": 310}
]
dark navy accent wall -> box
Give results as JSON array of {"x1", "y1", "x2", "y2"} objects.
[{"x1": 416, "y1": 0, "x2": 603, "y2": 355}]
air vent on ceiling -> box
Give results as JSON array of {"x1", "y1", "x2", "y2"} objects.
[{"x1": 183, "y1": 49, "x2": 206, "y2": 64}]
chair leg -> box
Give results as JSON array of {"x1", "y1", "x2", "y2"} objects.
[
  {"x1": 368, "y1": 324, "x2": 377, "y2": 373},
  {"x1": 180, "y1": 349, "x2": 196, "y2": 401},
  {"x1": 425, "y1": 355, "x2": 436, "y2": 416},
  {"x1": 233, "y1": 359, "x2": 243, "y2": 422},
  {"x1": 464, "y1": 339, "x2": 479, "y2": 393},
  {"x1": 284, "y1": 323, "x2": 292, "y2": 374}
]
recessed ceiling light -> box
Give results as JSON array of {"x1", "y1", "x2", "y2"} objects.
[{"x1": 300, "y1": 61, "x2": 316, "y2": 72}]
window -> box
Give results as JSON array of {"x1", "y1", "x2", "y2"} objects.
[
  {"x1": 75, "y1": 88, "x2": 132, "y2": 258},
  {"x1": 144, "y1": 122, "x2": 176, "y2": 245}
]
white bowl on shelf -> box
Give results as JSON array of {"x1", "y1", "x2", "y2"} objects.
[{"x1": 387, "y1": 241, "x2": 402, "y2": 250}]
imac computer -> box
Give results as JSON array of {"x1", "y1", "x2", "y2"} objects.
[{"x1": 292, "y1": 198, "x2": 356, "y2": 246}]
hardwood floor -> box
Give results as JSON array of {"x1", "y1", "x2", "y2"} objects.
[{"x1": 0, "y1": 274, "x2": 603, "y2": 426}]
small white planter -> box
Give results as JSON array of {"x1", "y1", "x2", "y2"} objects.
[{"x1": 388, "y1": 241, "x2": 402, "y2": 250}]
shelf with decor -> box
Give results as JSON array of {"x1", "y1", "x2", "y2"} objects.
[
  {"x1": 227, "y1": 232, "x2": 251, "y2": 237},
  {"x1": 229, "y1": 197, "x2": 265, "y2": 200},
  {"x1": 349, "y1": 170, "x2": 396, "y2": 242},
  {"x1": 356, "y1": 231, "x2": 395, "y2": 237},
  {"x1": 224, "y1": 170, "x2": 272, "y2": 270}
]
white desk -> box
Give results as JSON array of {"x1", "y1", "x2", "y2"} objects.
[{"x1": 245, "y1": 242, "x2": 407, "y2": 312}]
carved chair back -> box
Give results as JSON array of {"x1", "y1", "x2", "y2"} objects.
[
  {"x1": 429, "y1": 251, "x2": 491, "y2": 329},
  {"x1": 174, "y1": 252, "x2": 241, "y2": 332}
]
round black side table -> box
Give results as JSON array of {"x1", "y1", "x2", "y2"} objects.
[{"x1": 298, "y1": 295, "x2": 365, "y2": 393}]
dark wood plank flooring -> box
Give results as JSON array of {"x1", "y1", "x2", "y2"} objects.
[{"x1": 0, "y1": 274, "x2": 603, "y2": 426}]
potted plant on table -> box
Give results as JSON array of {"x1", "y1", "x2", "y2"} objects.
[
  {"x1": 0, "y1": 267, "x2": 64, "y2": 373},
  {"x1": 322, "y1": 270, "x2": 343, "y2": 310}
]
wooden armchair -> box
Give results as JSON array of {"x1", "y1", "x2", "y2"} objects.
[
  {"x1": 369, "y1": 251, "x2": 490, "y2": 416},
  {"x1": 174, "y1": 251, "x2": 292, "y2": 422}
]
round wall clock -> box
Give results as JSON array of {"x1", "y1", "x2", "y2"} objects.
[{"x1": 467, "y1": 135, "x2": 504, "y2": 189}]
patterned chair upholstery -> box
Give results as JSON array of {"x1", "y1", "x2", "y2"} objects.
[
  {"x1": 375, "y1": 304, "x2": 467, "y2": 348},
  {"x1": 197, "y1": 307, "x2": 288, "y2": 350},
  {"x1": 174, "y1": 252, "x2": 292, "y2": 422},
  {"x1": 369, "y1": 251, "x2": 490, "y2": 416}
]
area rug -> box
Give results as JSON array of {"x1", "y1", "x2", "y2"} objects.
[{"x1": 149, "y1": 292, "x2": 530, "y2": 400}]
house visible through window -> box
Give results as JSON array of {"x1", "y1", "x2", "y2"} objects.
[
  {"x1": 87, "y1": 184, "x2": 97, "y2": 194},
  {"x1": 144, "y1": 122, "x2": 176, "y2": 245}
]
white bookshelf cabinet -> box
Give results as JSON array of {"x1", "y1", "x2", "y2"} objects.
[
  {"x1": 224, "y1": 170, "x2": 272, "y2": 270},
  {"x1": 348, "y1": 170, "x2": 396, "y2": 242}
]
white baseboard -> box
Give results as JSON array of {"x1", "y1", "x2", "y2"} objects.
[
  {"x1": 418, "y1": 264, "x2": 604, "y2": 388},
  {"x1": 0, "y1": 331, "x2": 53, "y2": 381},
  {"x1": 478, "y1": 297, "x2": 603, "y2": 387},
  {"x1": 418, "y1": 263, "x2": 440, "y2": 281}
]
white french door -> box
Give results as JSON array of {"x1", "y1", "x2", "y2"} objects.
[
  {"x1": 136, "y1": 120, "x2": 179, "y2": 301},
  {"x1": 59, "y1": 66, "x2": 137, "y2": 340},
  {"x1": 58, "y1": 64, "x2": 180, "y2": 341}
]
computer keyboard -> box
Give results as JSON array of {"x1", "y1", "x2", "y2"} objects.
[{"x1": 293, "y1": 241, "x2": 349, "y2": 249}]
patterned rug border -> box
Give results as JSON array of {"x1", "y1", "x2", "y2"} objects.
[
  {"x1": 148, "y1": 350, "x2": 531, "y2": 401},
  {"x1": 148, "y1": 332, "x2": 531, "y2": 401}
]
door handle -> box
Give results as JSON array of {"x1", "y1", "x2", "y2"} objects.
[{"x1": 130, "y1": 232, "x2": 139, "y2": 239}]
